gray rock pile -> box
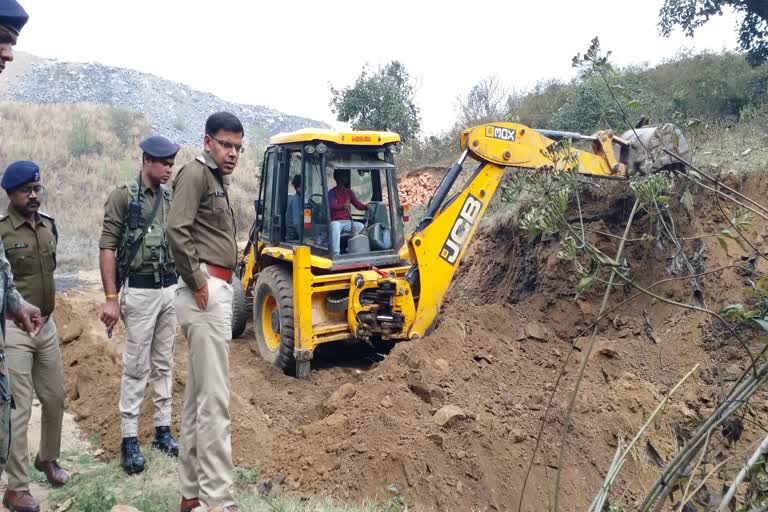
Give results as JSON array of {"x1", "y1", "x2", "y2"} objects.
[{"x1": 1, "y1": 56, "x2": 327, "y2": 144}]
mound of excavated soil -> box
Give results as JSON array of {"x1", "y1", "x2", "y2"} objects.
[{"x1": 57, "y1": 172, "x2": 768, "y2": 510}]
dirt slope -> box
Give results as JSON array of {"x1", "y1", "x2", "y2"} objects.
[{"x1": 55, "y1": 172, "x2": 768, "y2": 511}]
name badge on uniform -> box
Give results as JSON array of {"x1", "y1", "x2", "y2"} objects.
[
  {"x1": 13, "y1": 242, "x2": 28, "y2": 249},
  {"x1": 214, "y1": 191, "x2": 226, "y2": 197}
]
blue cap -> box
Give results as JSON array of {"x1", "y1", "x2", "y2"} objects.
[
  {"x1": 0, "y1": 0, "x2": 28, "y2": 36},
  {"x1": 1, "y1": 160, "x2": 39, "y2": 190},
  {"x1": 140, "y1": 135, "x2": 180, "y2": 159}
]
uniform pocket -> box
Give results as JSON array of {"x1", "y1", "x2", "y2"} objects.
[
  {"x1": 210, "y1": 192, "x2": 232, "y2": 230},
  {"x1": 6, "y1": 246, "x2": 36, "y2": 275}
]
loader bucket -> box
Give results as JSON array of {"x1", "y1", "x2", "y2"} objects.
[{"x1": 619, "y1": 124, "x2": 691, "y2": 176}]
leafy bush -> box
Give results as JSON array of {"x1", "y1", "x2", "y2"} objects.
[{"x1": 68, "y1": 118, "x2": 104, "y2": 157}]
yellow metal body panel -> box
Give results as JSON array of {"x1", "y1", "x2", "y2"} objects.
[
  {"x1": 293, "y1": 247, "x2": 315, "y2": 354},
  {"x1": 269, "y1": 128, "x2": 401, "y2": 146},
  {"x1": 242, "y1": 243, "x2": 257, "y2": 293},
  {"x1": 461, "y1": 122, "x2": 627, "y2": 178},
  {"x1": 263, "y1": 246, "x2": 333, "y2": 269},
  {"x1": 406, "y1": 162, "x2": 506, "y2": 338}
]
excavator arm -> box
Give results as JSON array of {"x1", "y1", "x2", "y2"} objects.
[{"x1": 400, "y1": 121, "x2": 686, "y2": 339}]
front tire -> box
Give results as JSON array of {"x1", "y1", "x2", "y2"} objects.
[
  {"x1": 231, "y1": 276, "x2": 249, "y2": 339},
  {"x1": 252, "y1": 266, "x2": 295, "y2": 372}
]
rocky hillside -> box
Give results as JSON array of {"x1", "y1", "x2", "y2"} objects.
[{"x1": 0, "y1": 52, "x2": 326, "y2": 144}]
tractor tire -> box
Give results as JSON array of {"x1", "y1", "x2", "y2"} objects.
[
  {"x1": 252, "y1": 266, "x2": 295, "y2": 372},
  {"x1": 231, "y1": 278, "x2": 248, "y2": 339}
]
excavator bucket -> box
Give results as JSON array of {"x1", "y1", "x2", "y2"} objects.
[{"x1": 619, "y1": 123, "x2": 691, "y2": 176}]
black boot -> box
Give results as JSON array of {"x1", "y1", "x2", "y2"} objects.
[
  {"x1": 150, "y1": 426, "x2": 179, "y2": 457},
  {"x1": 120, "y1": 437, "x2": 145, "y2": 475}
]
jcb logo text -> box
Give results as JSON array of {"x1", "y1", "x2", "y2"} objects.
[{"x1": 440, "y1": 194, "x2": 483, "y2": 265}]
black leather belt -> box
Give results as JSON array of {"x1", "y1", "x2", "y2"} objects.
[{"x1": 127, "y1": 273, "x2": 177, "y2": 289}]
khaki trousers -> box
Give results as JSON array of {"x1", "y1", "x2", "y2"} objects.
[
  {"x1": 119, "y1": 285, "x2": 177, "y2": 438},
  {"x1": 5, "y1": 318, "x2": 65, "y2": 490},
  {"x1": 175, "y1": 273, "x2": 235, "y2": 508}
]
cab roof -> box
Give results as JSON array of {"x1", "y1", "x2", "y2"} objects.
[{"x1": 268, "y1": 128, "x2": 401, "y2": 146}]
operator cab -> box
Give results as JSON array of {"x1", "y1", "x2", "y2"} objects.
[{"x1": 256, "y1": 129, "x2": 407, "y2": 269}]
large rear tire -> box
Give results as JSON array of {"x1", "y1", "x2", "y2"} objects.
[
  {"x1": 231, "y1": 278, "x2": 248, "y2": 339},
  {"x1": 252, "y1": 266, "x2": 295, "y2": 372}
]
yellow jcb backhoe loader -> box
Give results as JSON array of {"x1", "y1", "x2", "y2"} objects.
[{"x1": 232, "y1": 122, "x2": 689, "y2": 377}]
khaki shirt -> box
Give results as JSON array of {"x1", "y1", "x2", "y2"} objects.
[
  {"x1": 98, "y1": 178, "x2": 173, "y2": 275},
  {"x1": 0, "y1": 208, "x2": 57, "y2": 317},
  {"x1": 168, "y1": 153, "x2": 237, "y2": 290}
]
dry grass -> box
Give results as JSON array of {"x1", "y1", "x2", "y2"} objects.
[{"x1": 0, "y1": 102, "x2": 264, "y2": 271}]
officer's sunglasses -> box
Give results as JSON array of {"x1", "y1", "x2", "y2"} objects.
[
  {"x1": 211, "y1": 136, "x2": 245, "y2": 154},
  {"x1": 18, "y1": 185, "x2": 45, "y2": 196}
]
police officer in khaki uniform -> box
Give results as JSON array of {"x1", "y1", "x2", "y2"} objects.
[
  {"x1": 99, "y1": 136, "x2": 180, "y2": 475},
  {"x1": 168, "y1": 112, "x2": 242, "y2": 512},
  {"x1": 0, "y1": 162, "x2": 64, "y2": 512},
  {"x1": 0, "y1": 4, "x2": 52, "y2": 512}
]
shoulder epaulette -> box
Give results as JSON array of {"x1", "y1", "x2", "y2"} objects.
[
  {"x1": 195, "y1": 155, "x2": 207, "y2": 165},
  {"x1": 39, "y1": 212, "x2": 58, "y2": 242}
]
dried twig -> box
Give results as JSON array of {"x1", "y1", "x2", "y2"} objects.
[{"x1": 717, "y1": 433, "x2": 768, "y2": 511}]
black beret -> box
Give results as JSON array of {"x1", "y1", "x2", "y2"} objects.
[
  {"x1": 0, "y1": 0, "x2": 28, "y2": 36},
  {"x1": 1, "y1": 160, "x2": 39, "y2": 190},
  {"x1": 140, "y1": 135, "x2": 180, "y2": 159}
]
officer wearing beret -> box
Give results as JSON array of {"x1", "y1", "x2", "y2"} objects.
[
  {"x1": 0, "y1": 161, "x2": 66, "y2": 512},
  {"x1": 98, "y1": 135, "x2": 180, "y2": 475},
  {"x1": 0, "y1": 0, "x2": 27, "y2": 75}
]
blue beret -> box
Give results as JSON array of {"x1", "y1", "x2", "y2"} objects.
[
  {"x1": 1, "y1": 160, "x2": 39, "y2": 190},
  {"x1": 140, "y1": 135, "x2": 180, "y2": 159},
  {"x1": 0, "y1": 0, "x2": 28, "y2": 36}
]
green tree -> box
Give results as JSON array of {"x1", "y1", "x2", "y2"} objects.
[
  {"x1": 329, "y1": 61, "x2": 421, "y2": 142},
  {"x1": 659, "y1": 0, "x2": 768, "y2": 65}
]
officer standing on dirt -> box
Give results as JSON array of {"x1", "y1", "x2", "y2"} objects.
[
  {"x1": 0, "y1": 4, "x2": 53, "y2": 512},
  {"x1": 98, "y1": 136, "x2": 181, "y2": 476},
  {"x1": 167, "y1": 112, "x2": 242, "y2": 512},
  {"x1": 0, "y1": 162, "x2": 67, "y2": 512}
]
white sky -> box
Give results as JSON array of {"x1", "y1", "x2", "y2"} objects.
[{"x1": 17, "y1": 0, "x2": 740, "y2": 135}]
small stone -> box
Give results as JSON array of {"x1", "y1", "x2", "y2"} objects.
[
  {"x1": 434, "y1": 358, "x2": 450, "y2": 372},
  {"x1": 455, "y1": 450, "x2": 467, "y2": 460},
  {"x1": 515, "y1": 327, "x2": 526, "y2": 341},
  {"x1": 380, "y1": 396, "x2": 393, "y2": 408},
  {"x1": 321, "y1": 383, "x2": 357, "y2": 414},
  {"x1": 256, "y1": 478, "x2": 273, "y2": 496},
  {"x1": 524, "y1": 322, "x2": 548, "y2": 342},
  {"x1": 577, "y1": 301, "x2": 593, "y2": 316},
  {"x1": 616, "y1": 329, "x2": 632, "y2": 339},
  {"x1": 426, "y1": 433, "x2": 444, "y2": 447},
  {"x1": 407, "y1": 371, "x2": 432, "y2": 404},
  {"x1": 60, "y1": 324, "x2": 83, "y2": 344},
  {"x1": 510, "y1": 429, "x2": 526, "y2": 443},
  {"x1": 111, "y1": 507, "x2": 141, "y2": 512},
  {"x1": 433, "y1": 404, "x2": 466, "y2": 427},
  {"x1": 597, "y1": 340, "x2": 619, "y2": 359}
]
